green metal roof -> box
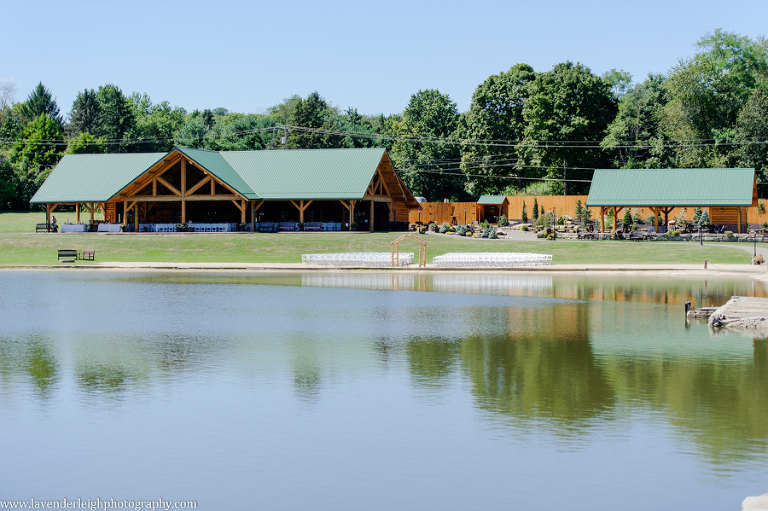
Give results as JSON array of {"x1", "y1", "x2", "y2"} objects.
[
  {"x1": 30, "y1": 153, "x2": 165, "y2": 203},
  {"x1": 586, "y1": 168, "x2": 756, "y2": 207},
  {"x1": 477, "y1": 195, "x2": 507, "y2": 205},
  {"x1": 31, "y1": 147, "x2": 393, "y2": 204},
  {"x1": 176, "y1": 147, "x2": 258, "y2": 200},
  {"x1": 222, "y1": 148, "x2": 387, "y2": 200}
]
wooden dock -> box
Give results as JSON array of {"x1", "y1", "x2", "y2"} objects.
[{"x1": 707, "y1": 296, "x2": 768, "y2": 330}]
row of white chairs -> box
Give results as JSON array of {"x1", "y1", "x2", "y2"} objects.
[
  {"x1": 302, "y1": 252, "x2": 414, "y2": 267},
  {"x1": 433, "y1": 252, "x2": 553, "y2": 267}
]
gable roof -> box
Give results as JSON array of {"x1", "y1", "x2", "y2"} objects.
[
  {"x1": 30, "y1": 153, "x2": 165, "y2": 203},
  {"x1": 586, "y1": 168, "x2": 757, "y2": 207},
  {"x1": 477, "y1": 195, "x2": 507, "y2": 205},
  {"x1": 31, "y1": 147, "x2": 412, "y2": 204},
  {"x1": 221, "y1": 147, "x2": 388, "y2": 200}
]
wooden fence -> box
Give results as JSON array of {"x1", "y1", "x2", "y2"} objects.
[{"x1": 409, "y1": 196, "x2": 767, "y2": 228}]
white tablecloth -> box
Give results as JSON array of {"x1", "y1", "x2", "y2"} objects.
[
  {"x1": 61, "y1": 224, "x2": 88, "y2": 233},
  {"x1": 97, "y1": 224, "x2": 122, "y2": 232}
]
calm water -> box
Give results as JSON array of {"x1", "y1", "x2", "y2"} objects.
[{"x1": 0, "y1": 270, "x2": 766, "y2": 510}]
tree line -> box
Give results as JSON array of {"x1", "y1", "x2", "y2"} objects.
[{"x1": 1, "y1": 29, "x2": 767, "y2": 210}]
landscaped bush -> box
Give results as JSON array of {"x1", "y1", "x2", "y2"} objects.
[
  {"x1": 520, "y1": 224, "x2": 529, "y2": 231},
  {"x1": 481, "y1": 226, "x2": 490, "y2": 238},
  {"x1": 725, "y1": 230, "x2": 734, "y2": 237},
  {"x1": 455, "y1": 223, "x2": 467, "y2": 236},
  {"x1": 669, "y1": 230, "x2": 680, "y2": 237},
  {"x1": 498, "y1": 214, "x2": 509, "y2": 227},
  {"x1": 480, "y1": 219, "x2": 490, "y2": 228},
  {"x1": 429, "y1": 222, "x2": 438, "y2": 232},
  {"x1": 439, "y1": 222, "x2": 453, "y2": 234},
  {"x1": 546, "y1": 233, "x2": 555, "y2": 240},
  {"x1": 557, "y1": 216, "x2": 567, "y2": 225},
  {"x1": 489, "y1": 227, "x2": 498, "y2": 239}
]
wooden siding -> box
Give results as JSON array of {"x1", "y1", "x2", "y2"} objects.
[{"x1": 408, "y1": 202, "x2": 478, "y2": 225}]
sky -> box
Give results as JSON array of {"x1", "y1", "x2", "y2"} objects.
[{"x1": 2, "y1": 0, "x2": 768, "y2": 119}]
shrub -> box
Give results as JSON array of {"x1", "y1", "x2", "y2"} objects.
[
  {"x1": 623, "y1": 209, "x2": 632, "y2": 227},
  {"x1": 669, "y1": 230, "x2": 680, "y2": 237},
  {"x1": 455, "y1": 223, "x2": 467, "y2": 236},
  {"x1": 521, "y1": 202, "x2": 528, "y2": 223},
  {"x1": 498, "y1": 214, "x2": 509, "y2": 227},
  {"x1": 520, "y1": 224, "x2": 529, "y2": 231},
  {"x1": 546, "y1": 233, "x2": 555, "y2": 240},
  {"x1": 754, "y1": 255, "x2": 765, "y2": 265},
  {"x1": 610, "y1": 229, "x2": 618, "y2": 240},
  {"x1": 429, "y1": 222, "x2": 438, "y2": 232},
  {"x1": 724, "y1": 230, "x2": 734, "y2": 237},
  {"x1": 439, "y1": 222, "x2": 453, "y2": 234},
  {"x1": 481, "y1": 226, "x2": 490, "y2": 238},
  {"x1": 480, "y1": 219, "x2": 490, "y2": 228},
  {"x1": 533, "y1": 198, "x2": 539, "y2": 220},
  {"x1": 557, "y1": 216, "x2": 566, "y2": 225},
  {"x1": 489, "y1": 227, "x2": 498, "y2": 239}
]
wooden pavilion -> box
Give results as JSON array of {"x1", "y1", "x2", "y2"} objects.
[
  {"x1": 586, "y1": 168, "x2": 757, "y2": 233},
  {"x1": 30, "y1": 147, "x2": 419, "y2": 232},
  {"x1": 477, "y1": 195, "x2": 509, "y2": 223}
]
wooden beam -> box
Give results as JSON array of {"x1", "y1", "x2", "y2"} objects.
[
  {"x1": 186, "y1": 175, "x2": 212, "y2": 196},
  {"x1": 76, "y1": 203, "x2": 80, "y2": 223},
  {"x1": 182, "y1": 200, "x2": 186, "y2": 224},
  {"x1": 124, "y1": 195, "x2": 241, "y2": 202},
  {"x1": 156, "y1": 176, "x2": 182, "y2": 197},
  {"x1": 181, "y1": 159, "x2": 186, "y2": 195}
]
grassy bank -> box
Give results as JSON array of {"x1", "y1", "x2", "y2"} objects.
[{"x1": 0, "y1": 211, "x2": 752, "y2": 265}]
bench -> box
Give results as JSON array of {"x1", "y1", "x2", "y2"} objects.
[
  {"x1": 304, "y1": 222, "x2": 322, "y2": 231},
  {"x1": 36, "y1": 223, "x2": 51, "y2": 233},
  {"x1": 57, "y1": 249, "x2": 78, "y2": 262},
  {"x1": 629, "y1": 231, "x2": 646, "y2": 241},
  {"x1": 80, "y1": 249, "x2": 95, "y2": 260}
]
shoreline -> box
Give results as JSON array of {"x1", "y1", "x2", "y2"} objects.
[{"x1": 2, "y1": 262, "x2": 767, "y2": 281}]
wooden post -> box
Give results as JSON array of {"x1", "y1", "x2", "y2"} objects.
[
  {"x1": 251, "y1": 201, "x2": 255, "y2": 232},
  {"x1": 599, "y1": 207, "x2": 604, "y2": 233},
  {"x1": 182, "y1": 200, "x2": 186, "y2": 225},
  {"x1": 370, "y1": 201, "x2": 374, "y2": 232},
  {"x1": 181, "y1": 159, "x2": 186, "y2": 195},
  {"x1": 46, "y1": 203, "x2": 51, "y2": 230},
  {"x1": 134, "y1": 202, "x2": 139, "y2": 232},
  {"x1": 349, "y1": 200, "x2": 357, "y2": 230},
  {"x1": 76, "y1": 203, "x2": 80, "y2": 223},
  {"x1": 738, "y1": 207, "x2": 742, "y2": 234},
  {"x1": 241, "y1": 200, "x2": 246, "y2": 224},
  {"x1": 612, "y1": 207, "x2": 617, "y2": 232}
]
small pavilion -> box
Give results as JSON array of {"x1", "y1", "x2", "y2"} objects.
[
  {"x1": 30, "y1": 147, "x2": 419, "y2": 231},
  {"x1": 586, "y1": 168, "x2": 757, "y2": 233},
  {"x1": 477, "y1": 195, "x2": 509, "y2": 223}
]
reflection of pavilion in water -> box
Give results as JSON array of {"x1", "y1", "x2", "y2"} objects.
[{"x1": 301, "y1": 272, "x2": 554, "y2": 296}]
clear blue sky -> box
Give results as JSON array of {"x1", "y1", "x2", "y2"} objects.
[{"x1": 3, "y1": 0, "x2": 767, "y2": 119}]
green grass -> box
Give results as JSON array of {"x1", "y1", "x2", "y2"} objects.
[{"x1": 0, "y1": 211, "x2": 753, "y2": 265}]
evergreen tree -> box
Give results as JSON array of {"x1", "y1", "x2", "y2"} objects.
[{"x1": 19, "y1": 82, "x2": 62, "y2": 127}]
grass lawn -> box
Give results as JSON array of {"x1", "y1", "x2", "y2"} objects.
[{"x1": 0, "y1": 211, "x2": 753, "y2": 265}]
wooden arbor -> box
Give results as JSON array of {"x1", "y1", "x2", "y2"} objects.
[{"x1": 391, "y1": 234, "x2": 427, "y2": 268}]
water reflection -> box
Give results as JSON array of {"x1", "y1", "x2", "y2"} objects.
[{"x1": 0, "y1": 270, "x2": 766, "y2": 478}]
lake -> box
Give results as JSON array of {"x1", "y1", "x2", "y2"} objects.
[{"x1": 0, "y1": 270, "x2": 766, "y2": 510}]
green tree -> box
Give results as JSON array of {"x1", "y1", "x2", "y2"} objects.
[
  {"x1": 67, "y1": 89, "x2": 101, "y2": 137},
  {"x1": 735, "y1": 81, "x2": 768, "y2": 181},
  {"x1": 19, "y1": 82, "x2": 62, "y2": 127},
  {"x1": 602, "y1": 74, "x2": 670, "y2": 168},
  {"x1": 521, "y1": 200, "x2": 527, "y2": 223},
  {"x1": 458, "y1": 64, "x2": 537, "y2": 195},
  {"x1": 9, "y1": 113, "x2": 64, "y2": 205},
  {"x1": 601, "y1": 69, "x2": 633, "y2": 98},
  {"x1": 661, "y1": 30, "x2": 768, "y2": 168},
  {"x1": 532, "y1": 198, "x2": 539, "y2": 220},
  {"x1": 0, "y1": 156, "x2": 16, "y2": 210},
  {"x1": 287, "y1": 92, "x2": 335, "y2": 149},
  {"x1": 131, "y1": 94, "x2": 186, "y2": 152},
  {"x1": 94, "y1": 84, "x2": 136, "y2": 149},
  {"x1": 65, "y1": 132, "x2": 106, "y2": 154},
  {"x1": 389, "y1": 89, "x2": 463, "y2": 201},
  {"x1": 520, "y1": 62, "x2": 617, "y2": 194}
]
